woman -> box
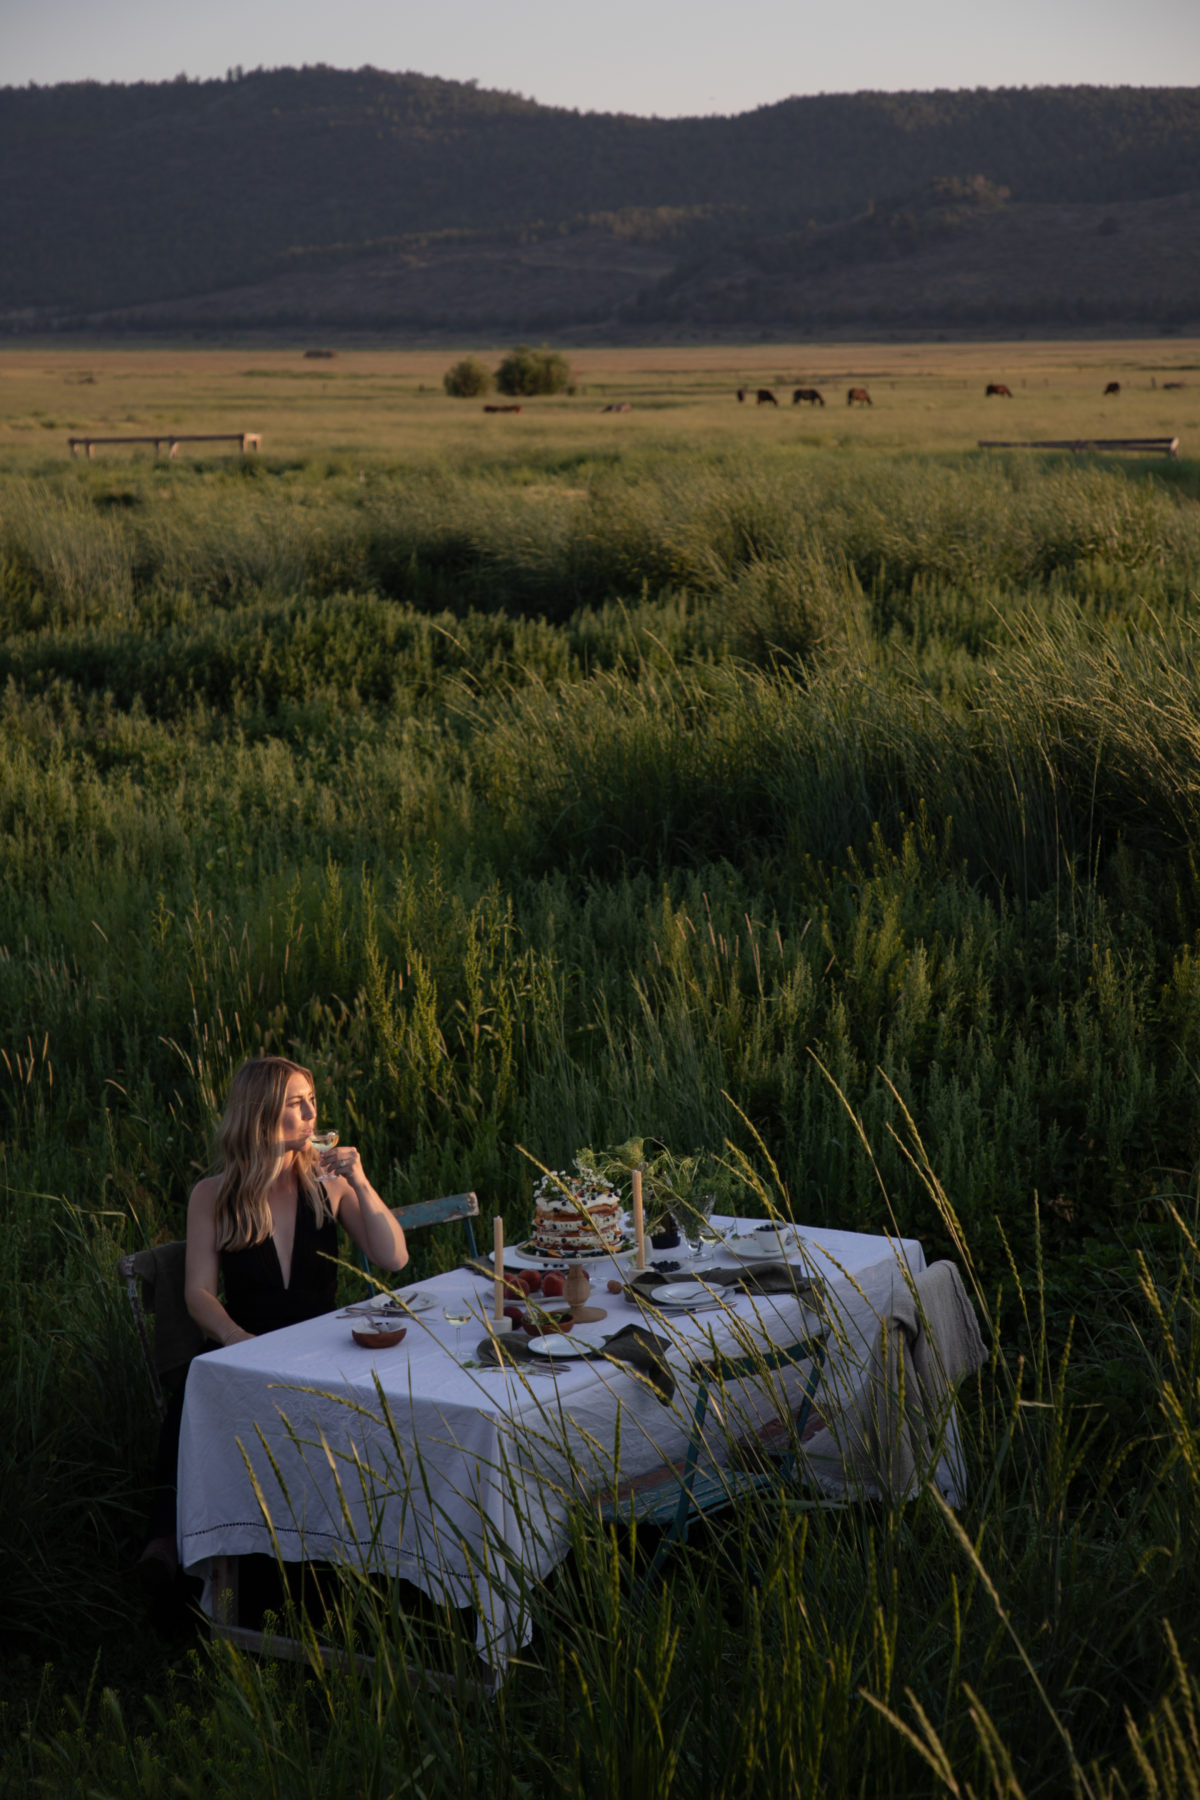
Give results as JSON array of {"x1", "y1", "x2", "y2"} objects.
[
  {"x1": 184, "y1": 1056, "x2": 408, "y2": 1345},
  {"x1": 137, "y1": 1055, "x2": 408, "y2": 1582}
]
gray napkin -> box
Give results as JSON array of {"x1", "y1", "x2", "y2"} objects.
[{"x1": 474, "y1": 1323, "x2": 675, "y2": 1403}]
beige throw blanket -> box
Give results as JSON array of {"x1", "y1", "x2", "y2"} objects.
[{"x1": 801, "y1": 1258, "x2": 987, "y2": 1502}]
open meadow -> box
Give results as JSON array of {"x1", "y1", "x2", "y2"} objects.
[{"x1": 4, "y1": 338, "x2": 1200, "y2": 1797}]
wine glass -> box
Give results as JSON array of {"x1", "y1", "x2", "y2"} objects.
[
  {"x1": 695, "y1": 1215, "x2": 723, "y2": 1261},
  {"x1": 442, "y1": 1296, "x2": 474, "y2": 1358},
  {"x1": 309, "y1": 1129, "x2": 339, "y2": 1171}
]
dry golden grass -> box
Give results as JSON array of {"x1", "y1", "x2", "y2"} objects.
[{"x1": 0, "y1": 337, "x2": 1197, "y2": 461}]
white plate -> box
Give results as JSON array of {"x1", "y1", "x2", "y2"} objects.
[
  {"x1": 340, "y1": 1290, "x2": 435, "y2": 1317},
  {"x1": 726, "y1": 1230, "x2": 805, "y2": 1263},
  {"x1": 525, "y1": 1333, "x2": 598, "y2": 1359},
  {"x1": 651, "y1": 1282, "x2": 726, "y2": 1310}
]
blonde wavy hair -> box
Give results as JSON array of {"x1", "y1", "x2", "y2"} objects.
[{"x1": 212, "y1": 1056, "x2": 331, "y2": 1252}]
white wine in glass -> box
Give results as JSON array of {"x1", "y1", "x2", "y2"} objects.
[
  {"x1": 443, "y1": 1298, "x2": 474, "y2": 1357},
  {"x1": 309, "y1": 1129, "x2": 339, "y2": 1152}
]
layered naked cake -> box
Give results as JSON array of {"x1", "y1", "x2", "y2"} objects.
[{"x1": 531, "y1": 1171, "x2": 624, "y2": 1258}]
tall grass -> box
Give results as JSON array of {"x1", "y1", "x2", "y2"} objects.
[
  {"x1": 6, "y1": 1196, "x2": 1200, "y2": 1797},
  {"x1": 4, "y1": 436, "x2": 1200, "y2": 1791}
]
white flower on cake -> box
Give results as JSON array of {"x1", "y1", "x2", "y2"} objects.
[{"x1": 531, "y1": 1165, "x2": 624, "y2": 1258}]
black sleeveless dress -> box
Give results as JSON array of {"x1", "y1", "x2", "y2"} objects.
[{"x1": 219, "y1": 1184, "x2": 339, "y2": 1336}]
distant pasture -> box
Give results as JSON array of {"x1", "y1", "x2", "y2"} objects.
[{"x1": 0, "y1": 336, "x2": 1196, "y2": 461}]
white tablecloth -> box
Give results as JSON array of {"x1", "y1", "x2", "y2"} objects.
[{"x1": 177, "y1": 1220, "x2": 926, "y2": 1669}]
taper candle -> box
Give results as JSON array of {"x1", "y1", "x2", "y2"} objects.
[{"x1": 632, "y1": 1168, "x2": 646, "y2": 1269}]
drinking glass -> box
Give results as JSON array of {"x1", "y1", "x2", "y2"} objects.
[
  {"x1": 696, "y1": 1217, "x2": 723, "y2": 1259},
  {"x1": 442, "y1": 1297, "x2": 474, "y2": 1357}
]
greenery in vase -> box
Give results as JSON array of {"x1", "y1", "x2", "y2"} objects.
[{"x1": 576, "y1": 1138, "x2": 744, "y2": 1234}]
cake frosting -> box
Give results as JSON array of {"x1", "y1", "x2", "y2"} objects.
[{"x1": 531, "y1": 1170, "x2": 624, "y2": 1258}]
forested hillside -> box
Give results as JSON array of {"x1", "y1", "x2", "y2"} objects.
[{"x1": 3, "y1": 69, "x2": 1199, "y2": 334}]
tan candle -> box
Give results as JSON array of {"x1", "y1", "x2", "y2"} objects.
[
  {"x1": 493, "y1": 1214, "x2": 505, "y2": 1320},
  {"x1": 632, "y1": 1168, "x2": 646, "y2": 1270}
]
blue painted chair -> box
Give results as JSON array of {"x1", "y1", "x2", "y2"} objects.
[
  {"x1": 598, "y1": 1327, "x2": 827, "y2": 1580},
  {"x1": 358, "y1": 1190, "x2": 480, "y2": 1273}
]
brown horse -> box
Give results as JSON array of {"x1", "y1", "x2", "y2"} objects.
[
  {"x1": 756, "y1": 389, "x2": 779, "y2": 406},
  {"x1": 600, "y1": 402, "x2": 632, "y2": 413},
  {"x1": 847, "y1": 387, "x2": 872, "y2": 407},
  {"x1": 986, "y1": 383, "x2": 1013, "y2": 398},
  {"x1": 792, "y1": 387, "x2": 825, "y2": 407},
  {"x1": 483, "y1": 404, "x2": 523, "y2": 414},
  {"x1": 1104, "y1": 382, "x2": 1121, "y2": 396}
]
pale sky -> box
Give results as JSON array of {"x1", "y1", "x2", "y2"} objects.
[{"x1": 2, "y1": 0, "x2": 1198, "y2": 117}]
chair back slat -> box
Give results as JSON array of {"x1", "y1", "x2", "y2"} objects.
[
  {"x1": 359, "y1": 1191, "x2": 480, "y2": 1274},
  {"x1": 700, "y1": 1334, "x2": 824, "y2": 1385},
  {"x1": 393, "y1": 1191, "x2": 479, "y2": 1233}
]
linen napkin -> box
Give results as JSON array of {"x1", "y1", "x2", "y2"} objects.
[{"x1": 474, "y1": 1324, "x2": 675, "y2": 1403}]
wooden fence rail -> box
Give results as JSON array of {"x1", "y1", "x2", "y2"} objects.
[
  {"x1": 978, "y1": 436, "x2": 1179, "y2": 459},
  {"x1": 68, "y1": 432, "x2": 262, "y2": 459}
]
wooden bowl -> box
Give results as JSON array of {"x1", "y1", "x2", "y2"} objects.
[
  {"x1": 521, "y1": 1306, "x2": 574, "y2": 1338},
  {"x1": 352, "y1": 1325, "x2": 407, "y2": 1349}
]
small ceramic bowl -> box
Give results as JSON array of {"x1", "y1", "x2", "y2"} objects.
[
  {"x1": 352, "y1": 1324, "x2": 407, "y2": 1349},
  {"x1": 521, "y1": 1307, "x2": 574, "y2": 1338}
]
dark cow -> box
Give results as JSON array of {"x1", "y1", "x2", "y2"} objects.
[
  {"x1": 792, "y1": 387, "x2": 825, "y2": 407},
  {"x1": 303, "y1": 348, "x2": 337, "y2": 359},
  {"x1": 1163, "y1": 381, "x2": 1186, "y2": 390},
  {"x1": 847, "y1": 387, "x2": 872, "y2": 407},
  {"x1": 1104, "y1": 381, "x2": 1121, "y2": 396},
  {"x1": 736, "y1": 387, "x2": 748, "y2": 403},
  {"x1": 483, "y1": 404, "x2": 523, "y2": 414},
  {"x1": 986, "y1": 383, "x2": 1013, "y2": 398},
  {"x1": 756, "y1": 389, "x2": 779, "y2": 406}
]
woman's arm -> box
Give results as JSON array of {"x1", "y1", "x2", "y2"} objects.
[
  {"x1": 184, "y1": 1177, "x2": 256, "y2": 1346},
  {"x1": 322, "y1": 1147, "x2": 409, "y2": 1272}
]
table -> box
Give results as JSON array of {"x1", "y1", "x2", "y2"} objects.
[{"x1": 177, "y1": 1220, "x2": 928, "y2": 1673}]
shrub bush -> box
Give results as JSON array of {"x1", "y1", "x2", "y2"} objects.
[
  {"x1": 495, "y1": 345, "x2": 572, "y2": 397},
  {"x1": 442, "y1": 356, "x2": 494, "y2": 399}
]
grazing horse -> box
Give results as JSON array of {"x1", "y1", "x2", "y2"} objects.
[
  {"x1": 736, "y1": 388, "x2": 748, "y2": 403},
  {"x1": 756, "y1": 389, "x2": 778, "y2": 406},
  {"x1": 1163, "y1": 381, "x2": 1185, "y2": 390},
  {"x1": 986, "y1": 383, "x2": 1013, "y2": 397},
  {"x1": 792, "y1": 387, "x2": 825, "y2": 407},
  {"x1": 1104, "y1": 381, "x2": 1121, "y2": 396},
  {"x1": 847, "y1": 387, "x2": 872, "y2": 407},
  {"x1": 600, "y1": 402, "x2": 632, "y2": 413},
  {"x1": 483, "y1": 404, "x2": 523, "y2": 414}
]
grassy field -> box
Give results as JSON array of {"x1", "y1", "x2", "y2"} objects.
[
  {"x1": 2, "y1": 336, "x2": 1198, "y2": 459},
  {"x1": 4, "y1": 339, "x2": 1200, "y2": 1797}
]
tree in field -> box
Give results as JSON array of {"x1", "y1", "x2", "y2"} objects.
[
  {"x1": 443, "y1": 356, "x2": 495, "y2": 398},
  {"x1": 495, "y1": 346, "x2": 572, "y2": 397}
]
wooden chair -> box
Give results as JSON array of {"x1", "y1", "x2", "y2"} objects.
[
  {"x1": 358, "y1": 1190, "x2": 480, "y2": 1273},
  {"x1": 116, "y1": 1241, "x2": 208, "y2": 1420},
  {"x1": 598, "y1": 1328, "x2": 828, "y2": 1581}
]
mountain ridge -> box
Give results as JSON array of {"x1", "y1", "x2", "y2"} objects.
[{"x1": 5, "y1": 69, "x2": 1200, "y2": 336}]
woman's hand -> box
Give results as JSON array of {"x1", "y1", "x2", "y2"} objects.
[{"x1": 319, "y1": 1142, "x2": 366, "y2": 1187}]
